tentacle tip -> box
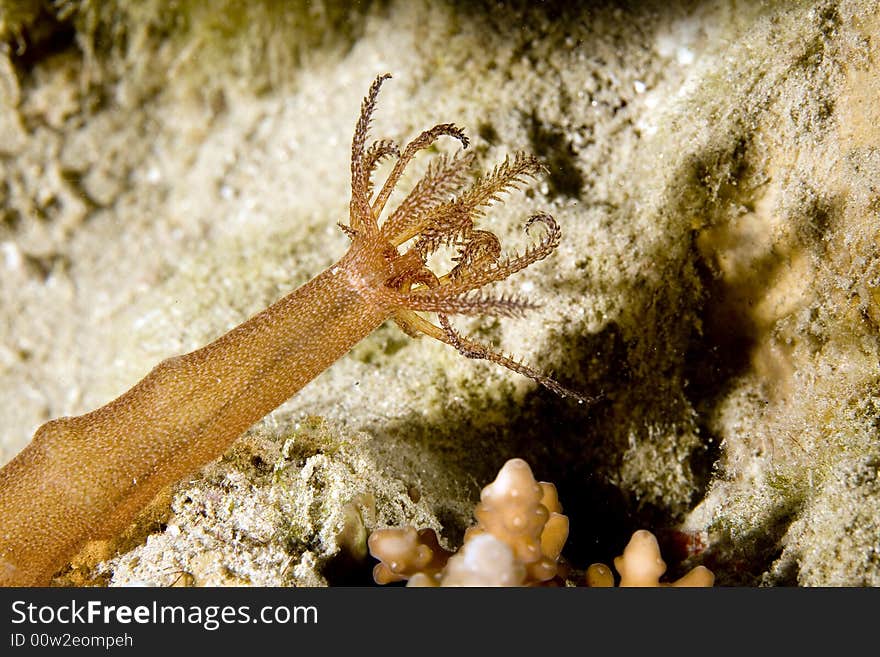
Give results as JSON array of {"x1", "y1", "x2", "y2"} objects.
[
  {"x1": 444, "y1": 123, "x2": 469, "y2": 149},
  {"x1": 524, "y1": 212, "x2": 556, "y2": 229},
  {"x1": 569, "y1": 389, "x2": 603, "y2": 406}
]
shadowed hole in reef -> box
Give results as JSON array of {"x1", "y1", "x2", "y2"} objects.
[
  {"x1": 684, "y1": 250, "x2": 758, "y2": 411},
  {"x1": 321, "y1": 549, "x2": 377, "y2": 586},
  {"x1": 342, "y1": 321, "x2": 713, "y2": 585},
  {"x1": 8, "y1": 8, "x2": 77, "y2": 72},
  {"x1": 524, "y1": 111, "x2": 584, "y2": 201},
  {"x1": 477, "y1": 121, "x2": 499, "y2": 145}
]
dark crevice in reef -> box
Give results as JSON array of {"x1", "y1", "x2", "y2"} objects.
[
  {"x1": 371, "y1": 395, "x2": 638, "y2": 578},
  {"x1": 358, "y1": 318, "x2": 705, "y2": 583},
  {"x1": 4, "y1": 4, "x2": 78, "y2": 73},
  {"x1": 683, "y1": 249, "x2": 758, "y2": 413},
  {"x1": 524, "y1": 111, "x2": 585, "y2": 201},
  {"x1": 686, "y1": 426, "x2": 721, "y2": 509},
  {"x1": 477, "y1": 121, "x2": 499, "y2": 146},
  {"x1": 321, "y1": 550, "x2": 377, "y2": 587},
  {"x1": 702, "y1": 504, "x2": 804, "y2": 587},
  {"x1": 678, "y1": 128, "x2": 759, "y2": 408}
]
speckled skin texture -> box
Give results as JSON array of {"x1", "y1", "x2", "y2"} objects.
[{"x1": 0, "y1": 251, "x2": 392, "y2": 585}]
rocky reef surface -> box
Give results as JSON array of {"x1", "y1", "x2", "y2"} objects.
[{"x1": 1, "y1": 0, "x2": 877, "y2": 586}]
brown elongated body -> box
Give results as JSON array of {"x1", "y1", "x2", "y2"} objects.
[
  {"x1": 0, "y1": 74, "x2": 585, "y2": 586},
  {"x1": 0, "y1": 245, "x2": 392, "y2": 585}
]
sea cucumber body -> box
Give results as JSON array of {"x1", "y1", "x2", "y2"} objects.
[
  {"x1": 0, "y1": 73, "x2": 570, "y2": 587},
  {"x1": 0, "y1": 255, "x2": 391, "y2": 586}
]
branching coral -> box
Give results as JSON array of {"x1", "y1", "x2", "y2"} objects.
[
  {"x1": 586, "y1": 530, "x2": 714, "y2": 587},
  {"x1": 369, "y1": 527, "x2": 452, "y2": 585},
  {"x1": 369, "y1": 458, "x2": 568, "y2": 586},
  {"x1": 369, "y1": 458, "x2": 714, "y2": 587}
]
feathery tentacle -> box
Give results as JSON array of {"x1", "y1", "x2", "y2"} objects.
[
  {"x1": 350, "y1": 73, "x2": 392, "y2": 234},
  {"x1": 349, "y1": 75, "x2": 585, "y2": 402}
]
